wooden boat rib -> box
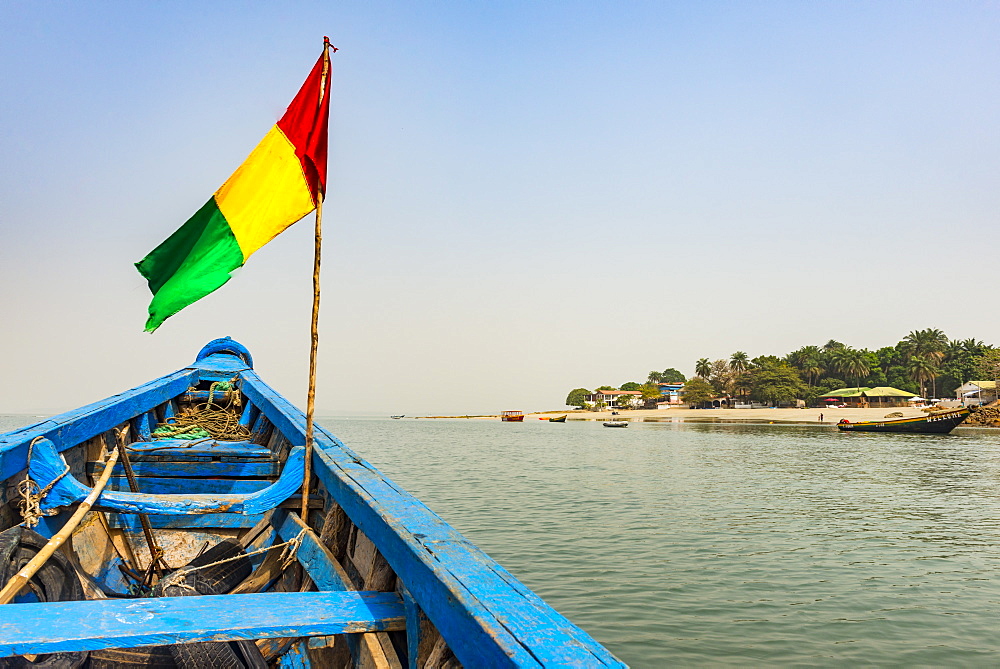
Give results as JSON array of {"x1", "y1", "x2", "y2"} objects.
[
  {"x1": 836, "y1": 407, "x2": 970, "y2": 434},
  {"x1": 0, "y1": 338, "x2": 623, "y2": 667}
]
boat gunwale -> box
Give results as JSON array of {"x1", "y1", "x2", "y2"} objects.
[
  {"x1": 239, "y1": 367, "x2": 623, "y2": 667},
  {"x1": 0, "y1": 345, "x2": 625, "y2": 668}
]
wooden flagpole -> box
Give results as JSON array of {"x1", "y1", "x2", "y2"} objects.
[{"x1": 301, "y1": 38, "x2": 333, "y2": 520}]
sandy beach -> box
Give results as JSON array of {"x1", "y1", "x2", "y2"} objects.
[{"x1": 419, "y1": 406, "x2": 951, "y2": 425}]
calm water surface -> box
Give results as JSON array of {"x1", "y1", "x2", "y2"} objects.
[
  {"x1": 5, "y1": 414, "x2": 1000, "y2": 666},
  {"x1": 320, "y1": 418, "x2": 1000, "y2": 667}
]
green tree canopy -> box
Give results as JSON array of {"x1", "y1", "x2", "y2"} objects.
[
  {"x1": 975, "y1": 349, "x2": 1000, "y2": 383},
  {"x1": 660, "y1": 368, "x2": 686, "y2": 383},
  {"x1": 748, "y1": 362, "x2": 806, "y2": 404},
  {"x1": 640, "y1": 383, "x2": 662, "y2": 402},
  {"x1": 682, "y1": 377, "x2": 715, "y2": 405},
  {"x1": 695, "y1": 358, "x2": 712, "y2": 378},
  {"x1": 620, "y1": 382, "x2": 641, "y2": 391},
  {"x1": 565, "y1": 388, "x2": 591, "y2": 408},
  {"x1": 729, "y1": 351, "x2": 749, "y2": 375}
]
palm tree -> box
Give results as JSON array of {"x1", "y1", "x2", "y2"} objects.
[
  {"x1": 907, "y1": 356, "x2": 937, "y2": 399},
  {"x1": 729, "y1": 352, "x2": 749, "y2": 374},
  {"x1": 647, "y1": 371, "x2": 663, "y2": 384},
  {"x1": 902, "y1": 328, "x2": 948, "y2": 362},
  {"x1": 841, "y1": 348, "x2": 871, "y2": 392},
  {"x1": 728, "y1": 352, "x2": 749, "y2": 402},
  {"x1": 802, "y1": 347, "x2": 824, "y2": 387},
  {"x1": 902, "y1": 329, "x2": 948, "y2": 397},
  {"x1": 695, "y1": 358, "x2": 711, "y2": 379},
  {"x1": 828, "y1": 347, "x2": 870, "y2": 393},
  {"x1": 786, "y1": 345, "x2": 823, "y2": 386}
]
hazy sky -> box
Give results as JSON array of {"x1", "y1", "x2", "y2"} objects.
[{"x1": 1, "y1": 2, "x2": 998, "y2": 415}]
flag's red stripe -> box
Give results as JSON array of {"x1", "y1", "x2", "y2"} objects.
[{"x1": 277, "y1": 52, "x2": 331, "y2": 203}]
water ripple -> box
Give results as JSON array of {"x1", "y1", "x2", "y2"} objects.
[{"x1": 322, "y1": 419, "x2": 1000, "y2": 667}]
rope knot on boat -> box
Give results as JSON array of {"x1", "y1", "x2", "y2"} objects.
[{"x1": 17, "y1": 436, "x2": 70, "y2": 528}]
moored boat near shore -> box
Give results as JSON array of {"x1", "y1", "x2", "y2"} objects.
[
  {"x1": 837, "y1": 407, "x2": 971, "y2": 434},
  {"x1": 603, "y1": 421, "x2": 628, "y2": 428},
  {"x1": 549, "y1": 415, "x2": 567, "y2": 423},
  {"x1": 0, "y1": 339, "x2": 623, "y2": 667},
  {"x1": 501, "y1": 411, "x2": 525, "y2": 422}
]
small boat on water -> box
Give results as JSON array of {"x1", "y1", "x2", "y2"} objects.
[
  {"x1": 0, "y1": 339, "x2": 622, "y2": 667},
  {"x1": 500, "y1": 411, "x2": 525, "y2": 422},
  {"x1": 603, "y1": 421, "x2": 628, "y2": 428},
  {"x1": 548, "y1": 415, "x2": 567, "y2": 423},
  {"x1": 389, "y1": 415, "x2": 404, "y2": 419},
  {"x1": 837, "y1": 407, "x2": 971, "y2": 434}
]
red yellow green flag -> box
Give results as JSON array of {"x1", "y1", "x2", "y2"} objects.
[{"x1": 136, "y1": 45, "x2": 332, "y2": 332}]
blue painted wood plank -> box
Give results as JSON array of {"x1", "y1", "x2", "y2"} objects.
[
  {"x1": 277, "y1": 640, "x2": 311, "y2": 669},
  {"x1": 106, "y1": 513, "x2": 265, "y2": 530},
  {"x1": 0, "y1": 591, "x2": 405, "y2": 657},
  {"x1": 87, "y1": 460, "x2": 280, "y2": 478},
  {"x1": 0, "y1": 368, "x2": 198, "y2": 481},
  {"x1": 401, "y1": 586, "x2": 423, "y2": 669},
  {"x1": 270, "y1": 509, "x2": 351, "y2": 592},
  {"x1": 106, "y1": 477, "x2": 271, "y2": 495},
  {"x1": 240, "y1": 403, "x2": 260, "y2": 428},
  {"x1": 30, "y1": 439, "x2": 304, "y2": 515},
  {"x1": 2, "y1": 343, "x2": 623, "y2": 668},
  {"x1": 239, "y1": 369, "x2": 625, "y2": 668},
  {"x1": 125, "y1": 439, "x2": 273, "y2": 459},
  {"x1": 134, "y1": 411, "x2": 155, "y2": 441}
]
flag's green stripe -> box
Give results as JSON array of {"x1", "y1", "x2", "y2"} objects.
[{"x1": 135, "y1": 197, "x2": 244, "y2": 332}]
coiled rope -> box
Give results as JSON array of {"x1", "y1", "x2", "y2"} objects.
[{"x1": 152, "y1": 379, "x2": 251, "y2": 441}]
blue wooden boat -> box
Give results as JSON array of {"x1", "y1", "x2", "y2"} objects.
[{"x1": 0, "y1": 338, "x2": 623, "y2": 668}]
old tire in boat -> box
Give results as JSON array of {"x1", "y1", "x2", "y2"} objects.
[
  {"x1": 0, "y1": 527, "x2": 88, "y2": 669},
  {"x1": 153, "y1": 539, "x2": 263, "y2": 669},
  {"x1": 153, "y1": 538, "x2": 251, "y2": 597},
  {"x1": 88, "y1": 646, "x2": 177, "y2": 668}
]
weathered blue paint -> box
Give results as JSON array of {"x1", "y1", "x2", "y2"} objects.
[
  {"x1": 106, "y1": 513, "x2": 265, "y2": 530},
  {"x1": 277, "y1": 640, "x2": 312, "y2": 669},
  {"x1": 0, "y1": 591, "x2": 404, "y2": 657},
  {"x1": 239, "y1": 368, "x2": 625, "y2": 667},
  {"x1": 87, "y1": 460, "x2": 280, "y2": 478},
  {"x1": 0, "y1": 368, "x2": 198, "y2": 481},
  {"x1": 134, "y1": 411, "x2": 155, "y2": 441},
  {"x1": 271, "y1": 509, "x2": 351, "y2": 592},
  {"x1": 400, "y1": 585, "x2": 424, "y2": 669},
  {"x1": 0, "y1": 341, "x2": 626, "y2": 668},
  {"x1": 106, "y1": 476, "x2": 271, "y2": 495},
  {"x1": 30, "y1": 439, "x2": 304, "y2": 515},
  {"x1": 125, "y1": 439, "x2": 273, "y2": 459},
  {"x1": 240, "y1": 403, "x2": 259, "y2": 427},
  {"x1": 195, "y1": 337, "x2": 254, "y2": 368}
]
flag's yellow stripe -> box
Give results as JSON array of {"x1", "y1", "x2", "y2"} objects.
[{"x1": 214, "y1": 125, "x2": 316, "y2": 260}]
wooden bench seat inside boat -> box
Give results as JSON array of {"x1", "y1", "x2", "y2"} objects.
[
  {"x1": 126, "y1": 439, "x2": 275, "y2": 461},
  {"x1": 0, "y1": 590, "x2": 405, "y2": 657}
]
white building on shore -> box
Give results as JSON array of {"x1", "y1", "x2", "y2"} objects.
[{"x1": 955, "y1": 381, "x2": 998, "y2": 406}]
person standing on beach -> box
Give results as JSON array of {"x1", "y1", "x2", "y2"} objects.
[{"x1": 818, "y1": 413, "x2": 824, "y2": 422}]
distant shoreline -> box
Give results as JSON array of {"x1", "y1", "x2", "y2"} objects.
[{"x1": 411, "y1": 406, "x2": 995, "y2": 426}]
